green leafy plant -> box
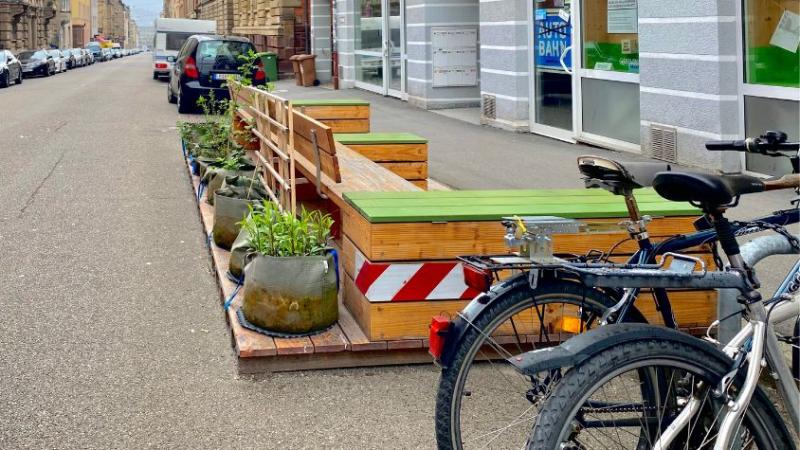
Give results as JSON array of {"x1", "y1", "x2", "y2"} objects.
[{"x1": 239, "y1": 202, "x2": 333, "y2": 257}]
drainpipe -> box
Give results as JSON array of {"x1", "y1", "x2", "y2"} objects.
[{"x1": 330, "y1": 0, "x2": 338, "y2": 89}]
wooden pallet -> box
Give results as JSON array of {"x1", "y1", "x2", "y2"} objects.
[{"x1": 185, "y1": 155, "x2": 434, "y2": 373}]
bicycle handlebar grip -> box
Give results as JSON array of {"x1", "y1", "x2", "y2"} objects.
[{"x1": 705, "y1": 140, "x2": 746, "y2": 151}]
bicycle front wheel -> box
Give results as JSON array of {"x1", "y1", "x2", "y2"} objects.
[
  {"x1": 529, "y1": 335, "x2": 795, "y2": 450},
  {"x1": 435, "y1": 279, "x2": 627, "y2": 449}
]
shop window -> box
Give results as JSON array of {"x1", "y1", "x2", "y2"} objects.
[
  {"x1": 582, "y1": 0, "x2": 639, "y2": 73},
  {"x1": 744, "y1": 0, "x2": 799, "y2": 87}
]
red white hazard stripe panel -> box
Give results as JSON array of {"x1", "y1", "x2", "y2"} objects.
[{"x1": 353, "y1": 248, "x2": 480, "y2": 302}]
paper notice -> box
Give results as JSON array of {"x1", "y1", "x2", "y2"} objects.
[{"x1": 770, "y1": 10, "x2": 800, "y2": 53}]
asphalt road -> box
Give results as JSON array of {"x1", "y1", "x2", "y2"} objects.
[{"x1": 0, "y1": 55, "x2": 796, "y2": 449}]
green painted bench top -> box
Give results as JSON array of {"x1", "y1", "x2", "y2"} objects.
[
  {"x1": 334, "y1": 132, "x2": 428, "y2": 145},
  {"x1": 292, "y1": 99, "x2": 370, "y2": 106},
  {"x1": 344, "y1": 189, "x2": 700, "y2": 223}
]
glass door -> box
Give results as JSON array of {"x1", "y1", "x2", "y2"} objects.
[
  {"x1": 355, "y1": 0, "x2": 385, "y2": 93},
  {"x1": 387, "y1": 0, "x2": 405, "y2": 97},
  {"x1": 574, "y1": 0, "x2": 641, "y2": 152},
  {"x1": 354, "y1": 0, "x2": 405, "y2": 97},
  {"x1": 530, "y1": 0, "x2": 576, "y2": 141}
]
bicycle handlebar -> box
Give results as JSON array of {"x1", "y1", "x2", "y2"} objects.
[{"x1": 706, "y1": 131, "x2": 799, "y2": 155}]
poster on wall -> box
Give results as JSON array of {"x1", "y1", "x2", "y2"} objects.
[
  {"x1": 534, "y1": 10, "x2": 571, "y2": 71},
  {"x1": 432, "y1": 27, "x2": 478, "y2": 87},
  {"x1": 608, "y1": 0, "x2": 638, "y2": 34}
]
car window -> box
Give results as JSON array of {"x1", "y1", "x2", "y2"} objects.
[{"x1": 197, "y1": 41, "x2": 254, "y2": 69}]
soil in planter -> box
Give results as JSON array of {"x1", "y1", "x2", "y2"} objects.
[{"x1": 242, "y1": 255, "x2": 338, "y2": 335}]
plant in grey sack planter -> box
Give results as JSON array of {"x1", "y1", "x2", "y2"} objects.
[
  {"x1": 238, "y1": 201, "x2": 338, "y2": 336},
  {"x1": 201, "y1": 156, "x2": 256, "y2": 206},
  {"x1": 212, "y1": 177, "x2": 268, "y2": 250}
]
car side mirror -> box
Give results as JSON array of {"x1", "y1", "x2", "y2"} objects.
[{"x1": 166, "y1": 56, "x2": 176, "y2": 63}]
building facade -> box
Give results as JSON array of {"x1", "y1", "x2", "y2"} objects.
[
  {"x1": 0, "y1": 0, "x2": 62, "y2": 51},
  {"x1": 71, "y1": 0, "x2": 91, "y2": 46},
  {"x1": 320, "y1": 0, "x2": 799, "y2": 174}
]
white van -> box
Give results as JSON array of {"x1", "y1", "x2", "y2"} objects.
[{"x1": 153, "y1": 18, "x2": 216, "y2": 79}]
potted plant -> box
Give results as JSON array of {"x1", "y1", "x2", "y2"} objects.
[
  {"x1": 212, "y1": 175, "x2": 269, "y2": 250},
  {"x1": 237, "y1": 202, "x2": 338, "y2": 336}
]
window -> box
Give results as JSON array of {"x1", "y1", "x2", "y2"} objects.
[
  {"x1": 165, "y1": 32, "x2": 196, "y2": 51},
  {"x1": 743, "y1": 0, "x2": 799, "y2": 87},
  {"x1": 582, "y1": 0, "x2": 639, "y2": 73}
]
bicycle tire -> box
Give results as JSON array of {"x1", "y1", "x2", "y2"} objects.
[
  {"x1": 529, "y1": 336, "x2": 795, "y2": 450},
  {"x1": 435, "y1": 279, "x2": 643, "y2": 450}
]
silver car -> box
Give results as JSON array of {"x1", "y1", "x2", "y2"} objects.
[{"x1": 47, "y1": 49, "x2": 68, "y2": 72}]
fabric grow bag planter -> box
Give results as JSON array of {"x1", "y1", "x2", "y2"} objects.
[
  {"x1": 242, "y1": 254, "x2": 338, "y2": 335},
  {"x1": 212, "y1": 182, "x2": 268, "y2": 250}
]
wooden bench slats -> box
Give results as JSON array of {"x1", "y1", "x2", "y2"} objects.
[{"x1": 344, "y1": 143, "x2": 428, "y2": 162}]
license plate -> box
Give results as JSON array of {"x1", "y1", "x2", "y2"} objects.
[{"x1": 213, "y1": 73, "x2": 239, "y2": 81}]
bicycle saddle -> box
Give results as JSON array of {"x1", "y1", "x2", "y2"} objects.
[
  {"x1": 578, "y1": 156, "x2": 671, "y2": 192},
  {"x1": 652, "y1": 171, "x2": 765, "y2": 207}
]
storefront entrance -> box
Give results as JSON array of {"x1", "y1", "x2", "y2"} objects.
[
  {"x1": 354, "y1": 0, "x2": 405, "y2": 98},
  {"x1": 529, "y1": 0, "x2": 641, "y2": 151}
]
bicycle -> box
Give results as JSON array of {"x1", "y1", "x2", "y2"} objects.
[
  {"x1": 431, "y1": 131, "x2": 800, "y2": 449},
  {"x1": 518, "y1": 137, "x2": 800, "y2": 449}
]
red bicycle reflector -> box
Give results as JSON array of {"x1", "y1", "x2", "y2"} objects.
[
  {"x1": 463, "y1": 265, "x2": 492, "y2": 293},
  {"x1": 429, "y1": 315, "x2": 451, "y2": 361}
]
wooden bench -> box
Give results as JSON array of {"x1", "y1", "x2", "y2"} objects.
[
  {"x1": 291, "y1": 99, "x2": 371, "y2": 133},
  {"x1": 334, "y1": 133, "x2": 429, "y2": 190},
  {"x1": 340, "y1": 189, "x2": 714, "y2": 341}
]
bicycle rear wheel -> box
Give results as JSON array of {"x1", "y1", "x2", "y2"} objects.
[
  {"x1": 529, "y1": 335, "x2": 795, "y2": 450},
  {"x1": 435, "y1": 278, "x2": 634, "y2": 449}
]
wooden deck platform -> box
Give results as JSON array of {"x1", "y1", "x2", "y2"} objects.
[{"x1": 185, "y1": 156, "x2": 435, "y2": 373}]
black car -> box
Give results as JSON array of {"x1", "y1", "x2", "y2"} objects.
[
  {"x1": 168, "y1": 35, "x2": 265, "y2": 113},
  {"x1": 0, "y1": 50, "x2": 23, "y2": 87},
  {"x1": 19, "y1": 50, "x2": 55, "y2": 77}
]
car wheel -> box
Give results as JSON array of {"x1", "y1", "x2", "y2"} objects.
[
  {"x1": 44, "y1": 67, "x2": 51, "y2": 77},
  {"x1": 17, "y1": 70, "x2": 23, "y2": 84},
  {"x1": 176, "y1": 87, "x2": 192, "y2": 113},
  {"x1": 167, "y1": 84, "x2": 178, "y2": 104},
  {"x1": 0, "y1": 71, "x2": 9, "y2": 88}
]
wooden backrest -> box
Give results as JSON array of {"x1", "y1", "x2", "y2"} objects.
[
  {"x1": 228, "y1": 80, "x2": 296, "y2": 214},
  {"x1": 291, "y1": 110, "x2": 342, "y2": 184}
]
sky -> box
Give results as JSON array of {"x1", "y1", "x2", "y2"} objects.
[{"x1": 125, "y1": 0, "x2": 162, "y2": 28}]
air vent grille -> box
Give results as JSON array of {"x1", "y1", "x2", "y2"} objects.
[
  {"x1": 650, "y1": 125, "x2": 678, "y2": 163},
  {"x1": 482, "y1": 94, "x2": 496, "y2": 120}
]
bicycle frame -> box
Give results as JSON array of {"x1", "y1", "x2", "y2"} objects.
[
  {"x1": 654, "y1": 235, "x2": 800, "y2": 450},
  {"x1": 567, "y1": 207, "x2": 800, "y2": 329}
]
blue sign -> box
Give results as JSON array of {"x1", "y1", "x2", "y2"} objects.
[{"x1": 534, "y1": 13, "x2": 571, "y2": 70}]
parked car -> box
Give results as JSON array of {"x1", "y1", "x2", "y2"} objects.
[
  {"x1": 86, "y1": 42, "x2": 103, "y2": 62},
  {"x1": 101, "y1": 48, "x2": 112, "y2": 61},
  {"x1": 168, "y1": 35, "x2": 264, "y2": 113},
  {"x1": 47, "y1": 49, "x2": 67, "y2": 72},
  {"x1": 84, "y1": 49, "x2": 95, "y2": 65},
  {"x1": 18, "y1": 49, "x2": 55, "y2": 77},
  {"x1": 73, "y1": 48, "x2": 87, "y2": 67},
  {"x1": 113, "y1": 48, "x2": 122, "y2": 59},
  {"x1": 0, "y1": 50, "x2": 23, "y2": 87},
  {"x1": 61, "y1": 49, "x2": 78, "y2": 69}
]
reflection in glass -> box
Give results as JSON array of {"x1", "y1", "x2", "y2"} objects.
[
  {"x1": 355, "y1": 0, "x2": 383, "y2": 52},
  {"x1": 388, "y1": 0, "x2": 402, "y2": 91},
  {"x1": 582, "y1": 0, "x2": 639, "y2": 73},
  {"x1": 533, "y1": 0, "x2": 573, "y2": 130},
  {"x1": 743, "y1": 0, "x2": 799, "y2": 87},
  {"x1": 745, "y1": 96, "x2": 799, "y2": 175},
  {"x1": 356, "y1": 54, "x2": 383, "y2": 88}
]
